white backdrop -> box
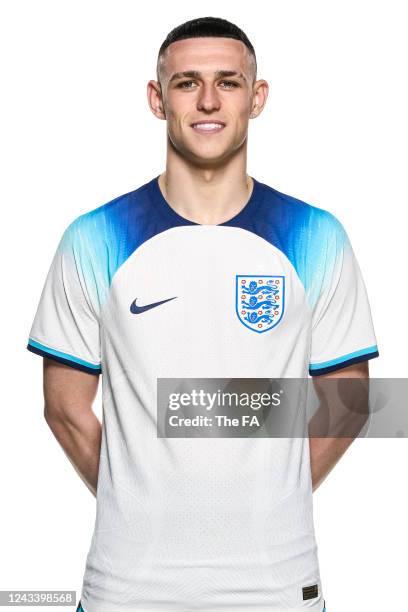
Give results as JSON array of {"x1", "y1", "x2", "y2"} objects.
[{"x1": 1, "y1": 1, "x2": 407, "y2": 611}]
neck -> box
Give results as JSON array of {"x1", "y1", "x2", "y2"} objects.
[{"x1": 158, "y1": 153, "x2": 253, "y2": 225}]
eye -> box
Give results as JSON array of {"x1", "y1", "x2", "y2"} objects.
[
  {"x1": 219, "y1": 80, "x2": 239, "y2": 88},
  {"x1": 177, "y1": 80, "x2": 196, "y2": 89}
]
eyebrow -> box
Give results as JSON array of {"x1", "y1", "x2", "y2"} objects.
[{"x1": 168, "y1": 70, "x2": 246, "y2": 83}]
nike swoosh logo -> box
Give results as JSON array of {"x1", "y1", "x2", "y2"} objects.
[{"x1": 130, "y1": 296, "x2": 177, "y2": 314}]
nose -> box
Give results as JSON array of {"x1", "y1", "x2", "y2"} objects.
[{"x1": 196, "y1": 83, "x2": 221, "y2": 113}]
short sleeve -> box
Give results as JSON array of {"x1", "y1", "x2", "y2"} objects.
[
  {"x1": 26, "y1": 219, "x2": 102, "y2": 375},
  {"x1": 308, "y1": 217, "x2": 379, "y2": 376}
]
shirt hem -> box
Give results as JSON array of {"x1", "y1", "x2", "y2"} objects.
[{"x1": 80, "y1": 596, "x2": 325, "y2": 612}]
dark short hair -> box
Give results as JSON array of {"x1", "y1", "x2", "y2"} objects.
[{"x1": 156, "y1": 16, "x2": 257, "y2": 84}]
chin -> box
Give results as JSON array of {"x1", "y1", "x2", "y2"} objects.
[
  {"x1": 188, "y1": 142, "x2": 235, "y2": 160},
  {"x1": 189, "y1": 148, "x2": 232, "y2": 163}
]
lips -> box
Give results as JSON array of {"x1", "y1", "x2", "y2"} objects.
[{"x1": 191, "y1": 121, "x2": 226, "y2": 134}]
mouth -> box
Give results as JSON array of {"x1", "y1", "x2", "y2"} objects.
[{"x1": 190, "y1": 121, "x2": 226, "y2": 134}]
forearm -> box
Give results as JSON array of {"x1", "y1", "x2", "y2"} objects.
[
  {"x1": 309, "y1": 363, "x2": 370, "y2": 491},
  {"x1": 44, "y1": 406, "x2": 102, "y2": 497},
  {"x1": 309, "y1": 435, "x2": 354, "y2": 491}
]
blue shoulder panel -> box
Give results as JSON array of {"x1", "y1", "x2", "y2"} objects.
[{"x1": 58, "y1": 177, "x2": 192, "y2": 311}]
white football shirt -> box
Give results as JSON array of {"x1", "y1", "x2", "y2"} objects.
[{"x1": 27, "y1": 176, "x2": 379, "y2": 611}]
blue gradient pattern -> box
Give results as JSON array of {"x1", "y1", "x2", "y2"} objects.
[
  {"x1": 59, "y1": 176, "x2": 346, "y2": 312},
  {"x1": 58, "y1": 181, "x2": 186, "y2": 313}
]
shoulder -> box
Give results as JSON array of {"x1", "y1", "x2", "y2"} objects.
[
  {"x1": 262, "y1": 183, "x2": 341, "y2": 228},
  {"x1": 256, "y1": 179, "x2": 348, "y2": 248},
  {"x1": 56, "y1": 179, "x2": 157, "y2": 302},
  {"x1": 60, "y1": 179, "x2": 154, "y2": 249}
]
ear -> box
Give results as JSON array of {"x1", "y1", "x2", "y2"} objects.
[{"x1": 147, "y1": 80, "x2": 166, "y2": 121}]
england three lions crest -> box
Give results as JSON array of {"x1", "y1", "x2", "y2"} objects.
[{"x1": 236, "y1": 275, "x2": 285, "y2": 333}]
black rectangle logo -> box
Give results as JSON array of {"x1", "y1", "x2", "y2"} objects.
[{"x1": 302, "y1": 584, "x2": 319, "y2": 600}]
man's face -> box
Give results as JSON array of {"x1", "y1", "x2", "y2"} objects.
[{"x1": 153, "y1": 37, "x2": 266, "y2": 166}]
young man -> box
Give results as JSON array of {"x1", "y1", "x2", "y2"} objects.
[{"x1": 27, "y1": 16, "x2": 379, "y2": 612}]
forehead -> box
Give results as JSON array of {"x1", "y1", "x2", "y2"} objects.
[{"x1": 162, "y1": 37, "x2": 252, "y2": 78}]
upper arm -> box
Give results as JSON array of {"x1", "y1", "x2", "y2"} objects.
[
  {"x1": 308, "y1": 214, "x2": 379, "y2": 377},
  {"x1": 43, "y1": 358, "x2": 100, "y2": 421},
  {"x1": 311, "y1": 360, "x2": 371, "y2": 439},
  {"x1": 26, "y1": 219, "x2": 102, "y2": 420},
  {"x1": 27, "y1": 217, "x2": 102, "y2": 379}
]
